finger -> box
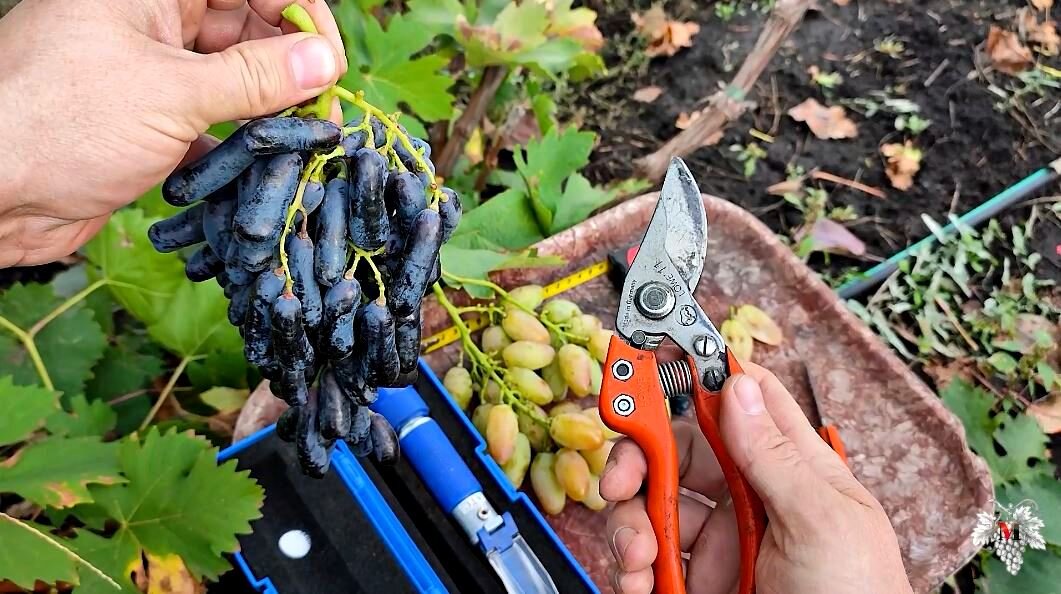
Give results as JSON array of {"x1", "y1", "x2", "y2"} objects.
[
  {"x1": 195, "y1": 5, "x2": 254, "y2": 53},
  {"x1": 607, "y1": 498, "x2": 658, "y2": 572},
  {"x1": 177, "y1": 134, "x2": 221, "y2": 169},
  {"x1": 685, "y1": 498, "x2": 741, "y2": 594},
  {"x1": 613, "y1": 568, "x2": 653, "y2": 594},
  {"x1": 208, "y1": 0, "x2": 246, "y2": 9},
  {"x1": 600, "y1": 421, "x2": 726, "y2": 502},
  {"x1": 249, "y1": 0, "x2": 347, "y2": 70},
  {"x1": 719, "y1": 373, "x2": 829, "y2": 522},
  {"x1": 179, "y1": 32, "x2": 340, "y2": 126}
]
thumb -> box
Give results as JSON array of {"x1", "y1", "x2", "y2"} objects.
[
  {"x1": 180, "y1": 33, "x2": 341, "y2": 127},
  {"x1": 719, "y1": 374, "x2": 826, "y2": 522}
]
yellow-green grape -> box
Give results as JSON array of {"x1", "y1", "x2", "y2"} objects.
[
  {"x1": 541, "y1": 298, "x2": 581, "y2": 323},
  {"x1": 487, "y1": 404, "x2": 519, "y2": 464},
  {"x1": 506, "y1": 285, "x2": 545, "y2": 312},
  {"x1": 549, "y1": 412, "x2": 605, "y2": 451},
  {"x1": 589, "y1": 361, "x2": 602, "y2": 397},
  {"x1": 517, "y1": 403, "x2": 554, "y2": 451},
  {"x1": 541, "y1": 357, "x2": 569, "y2": 401},
  {"x1": 582, "y1": 475, "x2": 608, "y2": 511},
  {"x1": 558, "y1": 344, "x2": 594, "y2": 397},
  {"x1": 443, "y1": 367, "x2": 473, "y2": 410},
  {"x1": 501, "y1": 433, "x2": 532, "y2": 488},
  {"x1": 481, "y1": 379, "x2": 502, "y2": 404},
  {"x1": 583, "y1": 406, "x2": 623, "y2": 440},
  {"x1": 580, "y1": 439, "x2": 614, "y2": 475},
  {"x1": 481, "y1": 325, "x2": 512, "y2": 354},
  {"x1": 502, "y1": 309, "x2": 550, "y2": 344},
  {"x1": 588, "y1": 329, "x2": 613, "y2": 363},
  {"x1": 508, "y1": 367, "x2": 554, "y2": 405},
  {"x1": 472, "y1": 403, "x2": 496, "y2": 435},
  {"x1": 568, "y1": 314, "x2": 603, "y2": 340},
  {"x1": 502, "y1": 341, "x2": 556, "y2": 370},
  {"x1": 549, "y1": 402, "x2": 582, "y2": 417},
  {"x1": 554, "y1": 448, "x2": 590, "y2": 502},
  {"x1": 530, "y1": 453, "x2": 567, "y2": 515}
]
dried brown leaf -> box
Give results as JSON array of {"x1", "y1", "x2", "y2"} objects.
[
  {"x1": 736, "y1": 305, "x2": 784, "y2": 346},
  {"x1": 675, "y1": 109, "x2": 702, "y2": 129},
  {"x1": 721, "y1": 318, "x2": 754, "y2": 361},
  {"x1": 787, "y1": 98, "x2": 858, "y2": 140},
  {"x1": 803, "y1": 218, "x2": 867, "y2": 256},
  {"x1": 986, "y1": 26, "x2": 1033, "y2": 75},
  {"x1": 146, "y1": 553, "x2": 203, "y2": 594},
  {"x1": 1028, "y1": 395, "x2": 1061, "y2": 434},
  {"x1": 766, "y1": 177, "x2": 806, "y2": 196},
  {"x1": 633, "y1": 85, "x2": 664, "y2": 103},
  {"x1": 881, "y1": 141, "x2": 922, "y2": 191},
  {"x1": 632, "y1": 5, "x2": 700, "y2": 57}
]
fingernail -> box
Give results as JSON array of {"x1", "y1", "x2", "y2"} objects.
[
  {"x1": 611, "y1": 568, "x2": 625, "y2": 594},
  {"x1": 602, "y1": 457, "x2": 617, "y2": 479},
  {"x1": 610, "y1": 526, "x2": 635, "y2": 571},
  {"x1": 733, "y1": 375, "x2": 766, "y2": 415},
  {"x1": 290, "y1": 36, "x2": 336, "y2": 89}
]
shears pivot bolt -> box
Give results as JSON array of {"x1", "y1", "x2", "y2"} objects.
[
  {"x1": 613, "y1": 394, "x2": 636, "y2": 417},
  {"x1": 635, "y1": 282, "x2": 675, "y2": 319},
  {"x1": 694, "y1": 334, "x2": 719, "y2": 356},
  {"x1": 611, "y1": 359, "x2": 634, "y2": 381}
]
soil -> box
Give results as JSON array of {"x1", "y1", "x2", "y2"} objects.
[{"x1": 571, "y1": 0, "x2": 1061, "y2": 281}]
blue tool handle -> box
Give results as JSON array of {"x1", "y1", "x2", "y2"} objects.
[{"x1": 373, "y1": 387, "x2": 481, "y2": 513}]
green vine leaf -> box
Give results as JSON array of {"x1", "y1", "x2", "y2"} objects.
[
  {"x1": 979, "y1": 552, "x2": 1061, "y2": 594},
  {"x1": 66, "y1": 529, "x2": 140, "y2": 594},
  {"x1": 0, "y1": 376, "x2": 59, "y2": 446},
  {"x1": 0, "y1": 437, "x2": 123, "y2": 508},
  {"x1": 46, "y1": 395, "x2": 118, "y2": 439},
  {"x1": 84, "y1": 334, "x2": 165, "y2": 402},
  {"x1": 82, "y1": 428, "x2": 264, "y2": 580},
  {"x1": 440, "y1": 245, "x2": 563, "y2": 298},
  {"x1": 146, "y1": 281, "x2": 242, "y2": 359},
  {"x1": 0, "y1": 283, "x2": 107, "y2": 397},
  {"x1": 997, "y1": 475, "x2": 1061, "y2": 546},
  {"x1": 452, "y1": 187, "x2": 547, "y2": 250},
  {"x1": 0, "y1": 514, "x2": 118, "y2": 591}
]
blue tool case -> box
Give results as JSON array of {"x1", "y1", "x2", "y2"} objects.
[{"x1": 213, "y1": 361, "x2": 599, "y2": 594}]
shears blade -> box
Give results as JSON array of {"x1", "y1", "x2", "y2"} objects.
[{"x1": 638, "y1": 158, "x2": 708, "y2": 294}]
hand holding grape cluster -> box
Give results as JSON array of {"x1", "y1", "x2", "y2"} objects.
[{"x1": 148, "y1": 110, "x2": 461, "y2": 477}]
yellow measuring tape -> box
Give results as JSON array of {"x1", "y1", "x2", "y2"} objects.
[{"x1": 421, "y1": 260, "x2": 612, "y2": 353}]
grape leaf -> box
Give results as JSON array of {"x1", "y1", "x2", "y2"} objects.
[
  {"x1": 0, "y1": 283, "x2": 107, "y2": 398},
  {"x1": 980, "y1": 552, "x2": 1061, "y2": 594},
  {"x1": 0, "y1": 437, "x2": 122, "y2": 508},
  {"x1": 440, "y1": 245, "x2": 563, "y2": 298},
  {"x1": 82, "y1": 208, "x2": 184, "y2": 326},
  {"x1": 549, "y1": 173, "x2": 619, "y2": 234},
  {"x1": 940, "y1": 379, "x2": 1001, "y2": 469},
  {"x1": 992, "y1": 413, "x2": 1050, "y2": 484},
  {"x1": 83, "y1": 428, "x2": 263, "y2": 580},
  {"x1": 147, "y1": 281, "x2": 242, "y2": 358},
  {"x1": 200, "y1": 387, "x2": 249, "y2": 413},
  {"x1": 84, "y1": 334, "x2": 165, "y2": 402},
  {"x1": 0, "y1": 377, "x2": 59, "y2": 446},
  {"x1": 451, "y1": 188, "x2": 546, "y2": 250},
  {"x1": 406, "y1": 0, "x2": 465, "y2": 35},
  {"x1": 46, "y1": 395, "x2": 117, "y2": 438},
  {"x1": 66, "y1": 529, "x2": 140, "y2": 594},
  {"x1": 186, "y1": 350, "x2": 252, "y2": 391},
  {"x1": 339, "y1": 12, "x2": 454, "y2": 130},
  {"x1": 0, "y1": 515, "x2": 81, "y2": 590},
  {"x1": 997, "y1": 475, "x2": 1061, "y2": 546}
]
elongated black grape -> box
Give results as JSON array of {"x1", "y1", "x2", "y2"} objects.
[
  {"x1": 321, "y1": 279, "x2": 360, "y2": 361},
  {"x1": 185, "y1": 245, "x2": 223, "y2": 282},
  {"x1": 228, "y1": 283, "x2": 252, "y2": 326},
  {"x1": 317, "y1": 369, "x2": 351, "y2": 440},
  {"x1": 370, "y1": 117, "x2": 387, "y2": 148},
  {"x1": 314, "y1": 178, "x2": 350, "y2": 287},
  {"x1": 389, "y1": 209, "x2": 443, "y2": 316},
  {"x1": 245, "y1": 118, "x2": 342, "y2": 155},
  {"x1": 297, "y1": 391, "x2": 331, "y2": 477},
  {"x1": 203, "y1": 197, "x2": 235, "y2": 259},
  {"x1": 244, "y1": 269, "x2": 286, "y2": 367},
  {"x1": 286, "y1": 234, "x2": 323, "y2": 335},
  {"x1": 272, "y1": 368, "x2": 309, "y2": 407},
  {"x1": 163, "y1": 127, "x2": 255, "y2": 206},
  {"x1": 223, "y1": 242, "x2": 256, "y2": 286},
  {"x1": 359, "y1": 301, "x2": 399, "y2": 386},
  {"x1": 369, "y1": 412, "x2": 399, "y2": 465},
  {"x1": 341, "y1": 129, "x2": 367, "y2": 155},
  {"x1": 148, "y1": 203, "x2": 206, "y2": 252},
  {"x1": 346, "y1": 405, "x2": 372, "y2": 457},
  {"x1": 384, "y1": 172, "x2": 426, "y2": 234},
  {"x1": 394, "y1": 311, "x2": 421, "y2": 376},
  {"x1": 234, "y1": 153, "x2": 302, "y2": 245},
  {"x1": 347, "y1": 149, "x2": 389, "y2": 250},
  {"x1": 426, "y1": 256, "x2": 441, "y2": 293},
  {"x1": 438, "y1": 187, "x2": 462, "y2": 243},
  {"x1": 231, "y1": 239, "x2": 275, "y2": 272},
  {"x1": 276, "y1": 405, "x2": 300, "y2": 442},
  {"x1": 272, "y1": 293, "x2": 313, "y2": 372}
]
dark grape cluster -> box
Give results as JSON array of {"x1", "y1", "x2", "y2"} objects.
[{"x1": 147, "y1": 113, "x2": 461, "y2": 477}]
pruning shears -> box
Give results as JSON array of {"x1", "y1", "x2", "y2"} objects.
[{"x1": 600, "y1": 159, "x2": 849, "y2": 593}]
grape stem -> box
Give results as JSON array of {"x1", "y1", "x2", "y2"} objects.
[
  {"x1": 431, "y1": 283, "x2": 549, "y2": 427},
  {"x1": 440, "y1": 271, "x2": 577, "y2": 343},
  {"x1": 138, "y1": 354, "x2": 206, "y2": 431},
  {"x1": 0, "y1": 278, "x2": 146, "y2": 392}
]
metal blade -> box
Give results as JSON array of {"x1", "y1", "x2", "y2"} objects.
[
  {"x1": 657, "y1": 158, "x2": 708, "y2": 292},
  {"x1": 486, "y1": 534, "x2": 559, "y2": 594}
]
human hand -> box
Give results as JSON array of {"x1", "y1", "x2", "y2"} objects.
[
  {"x1": 599, "y1": 363, "x2": 913, "y2": 594},
  {"x1": 0, "y1": 0, "x2": 347, "y2": 267}
]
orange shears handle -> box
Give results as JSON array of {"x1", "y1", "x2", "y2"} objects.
[
  {"x1": 817, "y1": 425, "x2": 848, "y2": 465},
  {"x1": 599, "y1": 338, "x2": 685, "y2": 594},
  {"x1": 688, "y1": 353, "x2": 766, "y2": 594}
]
